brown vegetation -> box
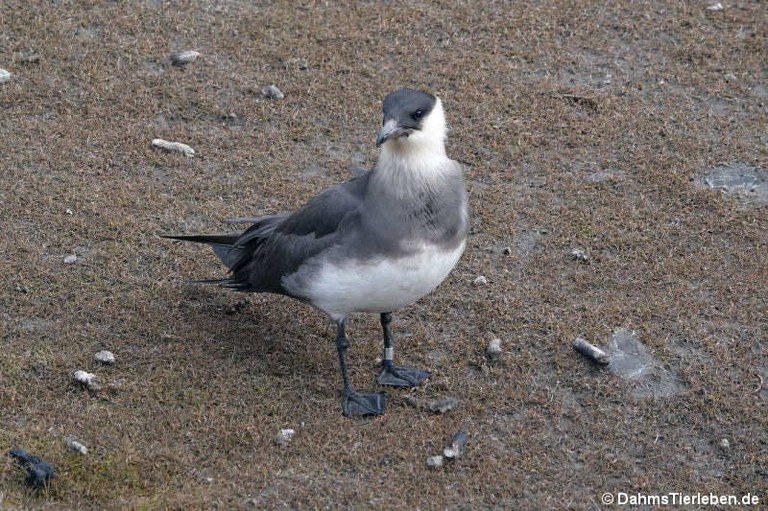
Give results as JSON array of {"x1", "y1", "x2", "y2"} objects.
[{"x1": 2, "y1": 1, "x2": 766, "y2": 508}]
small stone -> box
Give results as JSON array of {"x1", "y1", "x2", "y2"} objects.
[
  {"x1": 0, "y1": 69, "x2": 11, "y2": 83},
  {"x1": 443, "y1": 431, "x2": 468, "y2": 460},
  {"x1": 261, "y1": 84, "x2": 284, "y2": 100},
  {"x1": 15, "y1": 284, "x2": 28, "y2": 293},
  {"x1": 569, "y1": 248, "x2": 590, "y2": 263},
  {"x1": 473, "y1": 275, "x2": 488, "y2": 286},
  {"x1": 428, "y1": 397, "x2": 459, "y2": 414},
  {"x1": 706, "y1": 2, "x2": 724, "y2": 11},
  {"x1": 405, "y1": 396, "x2": 459, "y2": 414},
  {"x1": 94, "y1": 350, "x2": 115, "y2": 365},
  {"x1": 152, "y1": 138, "x2": 195, "y2": 157},
  {"x1": 573, "y1": 337, "x2": 610, "y2": 365},
  {"x1": 718, "y1": 438, "x2": 730, "y2": 449},
  {"x1": 65, "y1": 438, "x2": 88, "y2": 455},
  {"x1": 170, "y1": 50, "x2": 200, "y2": 66},
  {"x1": 65, "y1": 208, "x2": 73, "y2": 215},
  {"x1": 501, "y1": 246, "x2": 512, "y2": 255},
  {"x1": 487, "y1": 338, "x2": 502, "y2": 357},
  {"x1": 426, "y1": 455, "x2": 444, "y2": 468},
  {"x1": 276, "y1": 428, "x2": 295, "y2": 446},
  {"x1": 724, "y1": 72, "x2": 737, "y2": 82},
  {"x1": 73, "y1": 370, "x2": 96, "y2": 388},
  {"x1": 63, "y1": 254, "x2": 78, "y2": 264},
  {"x1": 14, "y1": 54, "x2": 40, "y2": 64}
]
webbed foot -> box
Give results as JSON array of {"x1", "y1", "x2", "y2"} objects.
[
  {"x1": 342, "y1": 390, "x2": 386, "y2": 416},
  {"x1": 377, "y1": 365, "x2": 431, "y2": 387}
]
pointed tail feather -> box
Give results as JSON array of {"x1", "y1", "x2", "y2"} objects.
[
  {"x1": 162, "y1": 234, "x2": 239, "y2": 245},
  {"x1": 162, "y1": 234, "x2": 242, "y2": 270}
]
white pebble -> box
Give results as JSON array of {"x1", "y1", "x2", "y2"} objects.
[
  {"x1": 718, "y1": 438, "x2": 730, "y2": 449},
  {"x1": 63, "y1": 254, "x2": 78, "y2": 264},
  {"x1": 0, "y1": 69, "x2": 11, "y2": 83},
  {"x1": 73, "y1": 370, "x2": 96, "y2": 387},
  {"x1": 487, "y1": 338, "x2": 502, "y2": 357},
  {"x1": 262, "y1": 84, "x2": 284, "y2": 100},
  {"x1": 723, "y1": 72, "x2": 737, "y2": 82},
  {"x1": 443, "y1": 431, "x2": 468, "y2": 460},
  {"x1": 94, "y1": 350, "x2": 115, "y2": 365},
  {"x1": 276, "y1": 428, "x2": 295, "y2": 446},
  {"x1": 473, "y1": 275, "x2": 487, "y2": 286},
  {"x1": 569, "y1": 248, "x2": 590, "y2": 262},
  {"x1": 152, "y1": 138, "x2": 195, "y2": 157},
  {"x1": 65, "y1": 438, "x2": 88, "y2": 455},
  {"x1": 426, "y1": 455, "x2": 444, "y2": 468},
  {"x1": 706, "y1": 2, "x2": 724, "y2": 11},
  {"x1": 429, "y1": 397, "x2": 459, "y2": 414},
  {"x1": 171, "y1": 50, "x2": 200, "y2": 66},
  {"x1": 65, "y1": 208, "x2": 74, "y2": 215}
]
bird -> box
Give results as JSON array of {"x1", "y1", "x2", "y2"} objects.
[{"x1": 164, "y1": 88, "x2": 469, "y2": 417}]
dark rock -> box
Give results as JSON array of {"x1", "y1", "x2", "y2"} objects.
[{"x1": 9, "y1": 449, "x2": 55, "y2": 488}]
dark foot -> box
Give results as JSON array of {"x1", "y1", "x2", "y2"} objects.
[
  {"x1": 342, "y1": 391, "x2": 386, "y2": 417},
  {"x1": 377, "y1": 365, "x2": 431, "y2": 387}
]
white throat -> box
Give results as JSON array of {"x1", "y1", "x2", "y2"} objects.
[{"x1": 373, "y1": 98, "x2": 452, "y2": 196}]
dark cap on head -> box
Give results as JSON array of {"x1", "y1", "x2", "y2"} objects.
[{"x1": 377, "y1": 89, "x2": 437, "y2": 146}]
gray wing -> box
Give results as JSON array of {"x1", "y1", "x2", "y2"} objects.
[{"x1": 225, "y1": 173, "x2": 369, "y2": 294}]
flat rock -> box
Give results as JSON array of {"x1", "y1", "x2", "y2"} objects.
[
  {"x1": 699, "y1": 163, "x2": 768, "y2": 206},
  {"x1": 606, "y1": 329, "x2": 685, "y2": 398}
]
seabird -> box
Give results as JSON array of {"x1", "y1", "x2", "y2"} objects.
[{"x1": 164, "y1": 88, "x2": 469, "y2": 416}]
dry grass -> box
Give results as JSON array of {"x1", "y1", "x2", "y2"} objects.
[{"x1": 2, "y1": 1, "x2": 766, "y2": 509}]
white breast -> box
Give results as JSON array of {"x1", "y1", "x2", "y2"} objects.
[{"x1": 291, "y1": 241, "x2": 465, "y2": 321}]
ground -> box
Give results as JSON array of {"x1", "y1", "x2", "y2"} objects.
[{"x1": 1, "y1": 1, "x2": 766, "y2": 509}]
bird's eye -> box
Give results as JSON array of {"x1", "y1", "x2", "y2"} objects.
[{"x1": 411, "y1": 109, "x2": 424, "y2": 121}]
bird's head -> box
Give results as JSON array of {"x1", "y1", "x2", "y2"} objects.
[{"x1": 376, "y1": 89, "x2": 446, "y2": 153}]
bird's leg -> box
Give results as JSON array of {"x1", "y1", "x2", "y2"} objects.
[
  {"x1": 335, "y1": 319, "x2": 385, "y2": 416},
  {"x1": 376, "y1": 312, "x2": 431, "y2": 387}
]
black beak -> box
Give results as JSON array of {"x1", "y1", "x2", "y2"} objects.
[{"x1": 376, "y1": 119, "x2": 412, "y2": 147}]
